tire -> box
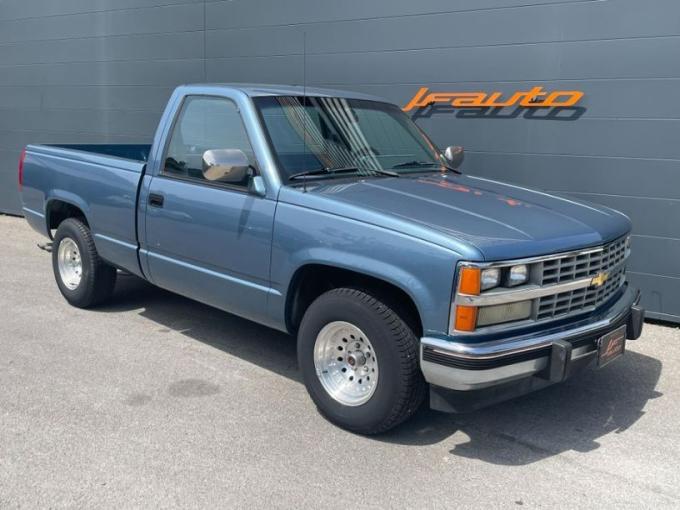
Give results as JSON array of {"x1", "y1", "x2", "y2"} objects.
[
  {"x1": 52, "y1": 218, "x2": 117, "y2": 308},
  {"x1": 298, "y1": 287, "x2": 426, "y2": 434}
]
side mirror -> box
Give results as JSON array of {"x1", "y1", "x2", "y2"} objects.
[
  {"x1": 444, "y1": 145, "x2": 464, "y2": 170},
  {"x1": 202, "y1": 149, "x2": 250, "y2": 183}
]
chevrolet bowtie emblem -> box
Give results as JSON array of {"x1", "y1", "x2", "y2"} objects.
[{"x1": 590, "y1": 272, "x2": 609, "y2": 288}]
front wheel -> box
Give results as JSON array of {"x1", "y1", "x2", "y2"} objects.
[{"x1": 298, "y1": 288, "x2": 425, "y2": 434}]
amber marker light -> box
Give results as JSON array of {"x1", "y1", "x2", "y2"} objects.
[
  {"x1": 454, "y1": 267, "x2": 481, "y2": 332},
  {"x1": 458, "y1": 266, "x2": 481, "y2": 295}
]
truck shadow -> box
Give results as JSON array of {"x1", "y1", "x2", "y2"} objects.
[
  {"x1": 382, "y1": 352, "x2": 662, "y2": 465},
  {"x1": 101, "y1": 274, "x2": 663, "y2": 466},
  {"x1": 102, "y1": 274, "x2": 300, "y2": 381}
]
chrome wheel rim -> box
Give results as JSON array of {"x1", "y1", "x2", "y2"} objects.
[
  {"x1": 57, "y1": 237, "x2": 82, "y2": 290},
  {"x1": 313, "y1": 321, "x2": 378, "y2": 406}
]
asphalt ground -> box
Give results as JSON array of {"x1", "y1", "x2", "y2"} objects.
[{"x1": 1, "y1": 214, "x2": 679, "y2": 508}]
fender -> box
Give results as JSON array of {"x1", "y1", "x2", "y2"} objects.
[
  {"x1": 45, "y1": 191, "x2": 91, "y2": 234},
  {"x1": 287, "y1": 247, "x2": 435, "y2": 316},
  {"x1": 269, "y1": 241, "x2": 456, "y2": 336}
]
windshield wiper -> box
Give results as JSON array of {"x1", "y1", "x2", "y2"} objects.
[
  {"x1": 392, "y1": 160, "x2": 439, "y2": 169},
  {"x1": 392, "y1": 160, "x2": 461, "y2": 174},
  {"x1": 368, "y1": 168, "x2": 399, "y2": 177},
  {"x1": 289, "y1": 166, "x2": 398, "y2": 181},
  {"x1": 289, "y1": 166, "x2": 360, "y2": 180}
]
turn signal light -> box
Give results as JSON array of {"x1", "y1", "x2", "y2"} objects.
[
  {"x1": 455, "y1": 267, "x2": 481, "y2": 332},
  {"x1": 454, "y1": 305, "x2": 478, "y2": 332}
]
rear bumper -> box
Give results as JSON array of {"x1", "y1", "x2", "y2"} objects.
[{"x1": 420, "y1": 285, "x2": 644, "y2": 411}]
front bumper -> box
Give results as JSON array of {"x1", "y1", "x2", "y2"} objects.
[{"x1": 420, "y1": 285, "x2": 644, "y2": 411}]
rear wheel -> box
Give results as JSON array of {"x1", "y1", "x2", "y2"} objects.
[
  {"x1": 298, "y1": 288, "x2": 425, "y2": 434},
  {"x1": 52, "y1": 218, "x2": 117, "y2": 308}
]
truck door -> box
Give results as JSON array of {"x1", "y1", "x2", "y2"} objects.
[{"x1": 143, "y1": 95, "x2": 276, "y2": 324}]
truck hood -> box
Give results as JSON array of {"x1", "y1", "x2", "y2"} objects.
[{"x1": 287, "y1": 173, "x2": 631, "y2": 261}]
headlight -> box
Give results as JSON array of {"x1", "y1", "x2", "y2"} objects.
[
  {"x1": 505, "y1": 264, "x2": 528, "y2": 287},
  {"x1": 480, "y1": 268, "x2": 501, "y2": 290},
  {"x1": 454, "y1": 264, "x2": 531, "y2": 332}
]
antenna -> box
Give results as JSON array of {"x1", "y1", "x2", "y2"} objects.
[{"x1": 302, "y1": 31, "x2": 308, "y2": 193}]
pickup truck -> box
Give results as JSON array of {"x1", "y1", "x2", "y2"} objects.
[{"x1": 19, "y1": 84, "x2": 644, "y2": 434}]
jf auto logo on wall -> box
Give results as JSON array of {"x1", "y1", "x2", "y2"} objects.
[{"x1": 402, "y1": 86, "x2": 585, "y2": 119}]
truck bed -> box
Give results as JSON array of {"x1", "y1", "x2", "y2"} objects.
[{"x1": 21, "y1": 144, "x2": 149, "y2": 277}]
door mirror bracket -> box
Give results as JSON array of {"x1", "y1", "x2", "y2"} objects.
[{"x1": 248, "y1": 175, "x2": 266, "y2": 197}]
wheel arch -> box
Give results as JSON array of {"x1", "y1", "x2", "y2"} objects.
[
  {"x1": 45, "y1": 197, "x2": 90, "y2": 238},
  {"x1": 285, "y1": 263, "x2": 424, "y2": 338}
]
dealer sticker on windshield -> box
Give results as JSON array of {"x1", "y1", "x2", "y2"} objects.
[{"x1": 597, "y1": 325, "x2": 627, "y2": 367}]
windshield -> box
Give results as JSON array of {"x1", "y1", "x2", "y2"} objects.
[{"x1": 253, "y1": 96, "x2": 446, "y2": 181}]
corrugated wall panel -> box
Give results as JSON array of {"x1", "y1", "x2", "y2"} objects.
[{"x1": 0, "y1": 0, "x2": 678, "y2": 320}]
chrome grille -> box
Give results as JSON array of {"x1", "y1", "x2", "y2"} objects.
[{"x1": 536, "y1": 237, "x2": 628, "y2": 320}]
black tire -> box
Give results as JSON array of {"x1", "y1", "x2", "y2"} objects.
[
  {"x1": 298, "y1": 288, "x2": 426, "y2": 434},
  {"x1": 52, "y1": 218, "x2": 117, "y2": 308}
]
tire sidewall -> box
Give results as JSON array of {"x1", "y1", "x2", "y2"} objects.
[
  {"x1": 298, "y1": 290, "x2": 414, "y2": 432},
  {"x1": 52, "y1": 220, "x2": 94, "y2": 306}
]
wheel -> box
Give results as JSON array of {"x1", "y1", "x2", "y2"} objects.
[
  {"x1": 52, "y1": 218, "x2": 117, "y2": 308},
  {"x1": 298, "y1": 288, "x2": 426, "y2": 434}
]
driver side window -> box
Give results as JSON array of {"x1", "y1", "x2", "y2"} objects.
[{"x1": 163, "y1": 96, "x2": 257, "y2": 188}]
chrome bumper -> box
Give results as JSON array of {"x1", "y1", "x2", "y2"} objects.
[{"x1": 421, "y1": 285, "x2": 644, "y2": 392}]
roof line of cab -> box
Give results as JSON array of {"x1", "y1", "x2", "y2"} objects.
[{"x1": 178, "y1": 83, "x2": 389, "y2": 103}]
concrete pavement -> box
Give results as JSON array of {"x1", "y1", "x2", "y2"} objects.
[{"x1": 1, "y1": 214, "x2": 679, "y2": 508}]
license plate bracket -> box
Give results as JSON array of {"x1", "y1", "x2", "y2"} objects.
[{"x1": 597, "y1": 324, "x2": 627, "y2": 367}]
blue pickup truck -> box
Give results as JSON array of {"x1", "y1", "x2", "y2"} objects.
[{"x1": 19, "y1": 84, "x2": 644, "y2": 434}]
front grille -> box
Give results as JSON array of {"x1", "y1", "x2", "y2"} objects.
[{"x1": 536, "y1": 237, "x2": 628, "y2": 320}]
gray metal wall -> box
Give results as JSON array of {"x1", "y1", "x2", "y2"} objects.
[{"x1": 1, "y1": 0, "x2": 678, "y2": 320}]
